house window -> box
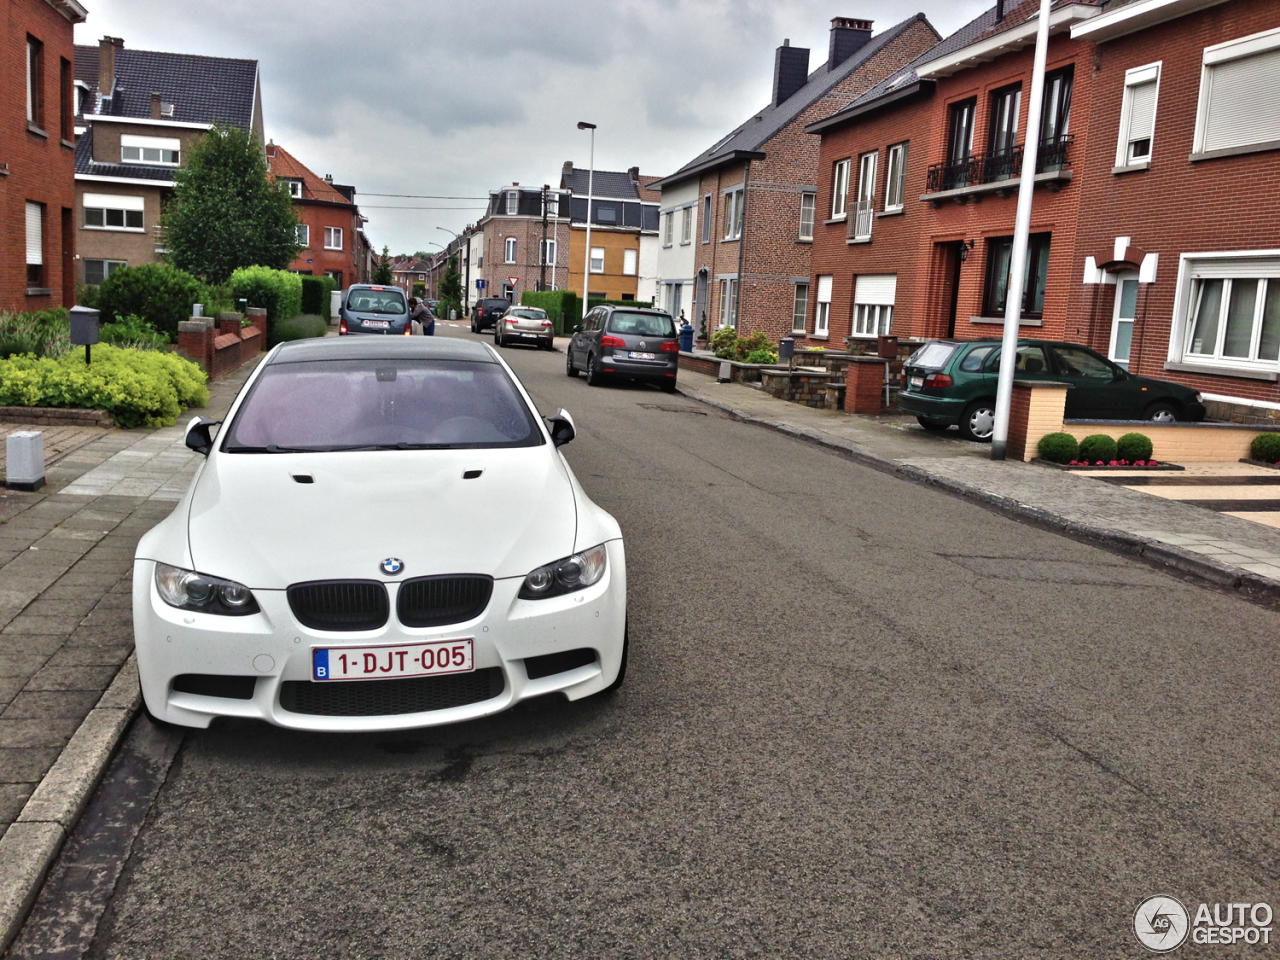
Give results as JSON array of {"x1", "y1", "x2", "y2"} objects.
[
  {"x1": 597, "y1": 204, "x2": 618, "y2": 224},
  {"x1": 296, "y1": 224, "x2": 310, "y2": 246},
  {"x1": 1110, "y1": 274, "x2": 1139, "y2": 368},
  {"x1": 1179, "y1": 262, "x2": 1280, "y2": 370},
  {"x1": 27, "y1": 36, "x2": 43, "y2": 128},
  {"x1": 121, "y1": 134, "x2": 181, "y2": 166},
  {"x1": 884, "y1": 144, "x2": 908, "y2": 212},
  {"x1": 792, "y1": 282, "x2": 809, "y2": 333},
  {"x1": 286, "y1": 180, "x2": 303, "y2": 199},
  {"x1": 590, "y1": 247, "x2": 604, "y2": 273},
  {"x1": 663, "y1": 212, "x2": 674, "y2": 247},
  {"x1": 26, "y1": 201, "x2": 44, "y2": 287},
  {"x1": 60, "y1": 57, "x2": 72, "y2": 140},
  {"x1": 1194, "y1": 28, "x2": 1280, "y2": 156},
  {"x1": 1118, "y1": 63, "x2": 1160, "y2": 166},
  {"x1": 1040, "y1": 67, "x2": 1073, "y2": 149},
  {"x1": 681, "y1": 206, "x2": 692, "y2": 244},
  {"x1": 948, "y1": 99, "x2": 977, "y2": 170},
  {"x1": 83, "y1": 258, "x2": 126, "y2": 286},
  {"x1": 539, "y1": 239, "x2": 556, "y2": 265},
  {"x1": 719, "y1": 278, "x2": 739, "y2": 327},
  {"x1": 505, "y1": 237, "x2": 517, "y2": 263},
  {"x1": 667, "y1": 282, "x2": 683, "y2": 318},
  {"x1": 506, "y1": 191, "x2": 518, "y2": 215},
  {"x1": 984, "y1": 233, "x2": 1052, "y2": 317},
  {"x1": 82, "y1": 194, "x2": 145, "y2": 231},
  {"x1": 852, "y1": 151, "x2": 876, "y2": 241},
  {"x1": 853, "y1": 274, "x2": 897, "y2": 337},
  {"x1": 324, "y1": 226, "x2": 343, "y2": 250},
  {"x1": 831, "y1": 159, "x2": 850, "y2": 218},
  {"x1": 623, "y1": 249, "x2": 637, "y2": 276},
  {"x1": 814, "y1": 275, "x2": 832, "y2": 336},
  {"x1": 543, "y1": 195, "x2": 559, "y2": 217},
  {"x1": 702, "y1": 195, "x2": 712, "y2": 242},
  {"x1": 723, "y1": 187, "x2": 743, "y2": 239},
  {"x1": 799, "y1": 192, "x2": 816, "y2": 240},
  {"x1": 989, "y1": 85, "x2": 1021, "y2": 161}
]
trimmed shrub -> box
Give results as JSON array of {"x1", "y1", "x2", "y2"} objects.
[
  {"x1": 226, "y1": 265, "x2": 303, "y2": 340},
  {"x1": 1078, "y1": 433, "x2": 1118, "y2": 463},
  {"x1": 1037, "y1": 432, "x2": 1079, "y2": 464},
  {"x1": 100, "y1": 314, "x2": 169, "y2": 349},
  {"x1": 0, "y1": 344, "x2": 208, "y2": 428},
  {"x1": 1251, "y1": 432, "x2": 1280, "y2": 463},
  {"x1": 1116, "y1": 432, "x2": 1154, "y2": 462},
  {"x1": 0, "y1": 308, "x2": 71, "y2": 359},
  {"x1": 272, "y1": 314, "x2": 327, "y2": 343},
  {"x1": 96, "y1": 264, "x2": 207, "y2": 342},
  {"x1": 299, "y1": 275, "x2": 339, "y2": 320},
  {"x1": 710, "y1": 326, "x2": 739, "y2": 359},
  {"x1": 745, "y1": 348, "x2": 780, "y2": 365}
]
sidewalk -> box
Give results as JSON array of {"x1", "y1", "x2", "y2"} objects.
[{"x1": 676, "y1": 369, "x2": 1280, "y2": 598}]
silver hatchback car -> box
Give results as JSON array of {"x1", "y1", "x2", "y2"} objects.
[{"x1": 495, "y1": 305, "x2": 555, "y2": 350}]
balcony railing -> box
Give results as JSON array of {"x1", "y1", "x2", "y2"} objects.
[
  {"x1": 925, "y1": 135, "x2": 1074, "y2": 193},
  {"x1": 852, "y1": 200, "x2": 874, "y2": 241}
]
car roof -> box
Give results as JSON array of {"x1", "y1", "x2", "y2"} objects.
[
  {"x1": 346, "y1": 284, "x2": 405, "y2": 293},
  {"x1": 269, "y1": 337, "x2": 495, "y2": 364},
  {"x1": 601, "y1": 305, "x2": 671, "y2": 315}
]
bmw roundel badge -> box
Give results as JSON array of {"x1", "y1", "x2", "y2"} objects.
[{"x1": 380, "y1": 558, "x2": 404, "y2": 575}]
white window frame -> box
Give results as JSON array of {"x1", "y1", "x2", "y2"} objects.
[
  {"x1": 82, "y1": 193, "x2": 145, "y2": 232},
  {"x1": 884, "y1": 143, "x2": 908, "y2": 212},
  {"x1": 504, "y1": 237, "x2": 517, "y2": 263},
  {"x1": 853, "y1": 151, "x2": 876, "y2": 241},
  {"x1": 792, "y1": 282, "x2": 809, "y2": 333},
  {"x1": 852, "y1": 274, "x2": 897, "y2": 338},
  {"x1": 590, "y1": 247, "x2": 605, "y2": 273},
  {"x1": 623, "y1": 249, "x2": 638, "y2": 276},
  {"x1": 1116, "y1": 62, "x2": 1161, "y2": 168},
  {"x1": 1169, "y1": 250, "x2": 1280, "y2": 374},
  {"x1": 296, "y1": 223, "x2": 310, "y2": 246},
  {"x1": 539, "y1": 238, "x2": 556, "y2": 265},
  {"x1": 25, "y1": 201, "x2": 44, "y2": 286},
  {"x1": 722, "y1": 187, "x2": 743, "y2": 240},
  {"x1": 324, "y1": 226, "x2": 343, "y2": 250},
  {"x1": 1109, "y1": 272, "x2": 1139, "y2": 368},
  {"x1": 681, "y1": 206, "x2": 692, "y2": 244},
  {"x1": 120, "y1": 134, "x2": 181, "y2": 167},
  {"x1": 284, "y1": 179, "x2": 303, "y2": 199},
  {"x1": 718, "y1": 278, "x2": 739, "y2": 328},
  {"x1": 1193, "y1": 27, "x2": 1280, "y2": 158},
  {"x1": 814, "y1": 275, "x2": 832, "y2": 338},
  {"x1": 506, "y1": 191, "x2": 518, "y2": 215},
  {"x1": 831, "y1": 159, "x2": 850, "y2": 219},
  {"x1": 798, "y1": 192, "x2": 815, "y2": 241},
  {"x1": 663, "y1": 212, "x2": 674, "y2": 247}
]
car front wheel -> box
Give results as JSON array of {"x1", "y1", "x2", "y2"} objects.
[
  {"x1": 1146, "y1": 402, "x2": 1179, "y2": 423},
  {"x1": 958, "y1": 400, "x2": 996, "y2": 442}
]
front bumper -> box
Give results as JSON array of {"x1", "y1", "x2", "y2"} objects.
[{"x1": 133, "y1": 541, "x2": 627, "y2": 731}]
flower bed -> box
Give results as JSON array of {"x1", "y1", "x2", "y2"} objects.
[{"x1": 1032, "y1": 458, "x2": 1185, "y2": 471}]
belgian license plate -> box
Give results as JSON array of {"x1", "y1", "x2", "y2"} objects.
[
  {"x1": 312, "y1": 639, "x2": 473, "y2": 681},
  {"x1": 363, "y1": 320, "x2": 389, "y2": 329},
  {"x1": 520, "y1": 332, "x2": 537, "y2": 338},
  {"x1": 628, "y1": 351, "x2": 656, "y2": 360},
  {"x1": 910, "y1": 376, "x2": 924, "y2": 387}
]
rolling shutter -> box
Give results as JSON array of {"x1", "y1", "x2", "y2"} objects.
[
  {"x1": 854, "y1": 274, "x2": 896, "y2": 306},
  {"x1": 816, "y1": 274, "x2": 833, "y2": 304},
  {"x1": 1127, "y1": 81, "x2": 1157, "y2": 143},
  {"x1": 25, "y1": 202, "x2": 43, "y2": 265},
  {"x1": 1202, "y1": 47, "x2": 1280, "y2": 151}
]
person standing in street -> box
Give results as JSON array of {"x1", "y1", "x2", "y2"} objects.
[{"x1": 408, "y1": 297, "x2": 434, "y2": 336}]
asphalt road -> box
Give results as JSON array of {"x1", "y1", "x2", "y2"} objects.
[{"x1": 51, "y1": 326, "x2": 1280, "y2": 958}]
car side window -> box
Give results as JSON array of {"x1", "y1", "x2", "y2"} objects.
[
  {"x1": 1054, "y1": 346, "x2": 1114, "y2": 379},
  {"x1": 988, "y1": 345, "x2": 1051, "y2": 375},
  {"x1": 959, "y1": 345, "x2": 996, "y2": 373}
]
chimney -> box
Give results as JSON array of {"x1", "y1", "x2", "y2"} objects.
[
  {"x1": 772, "y1": 39, "x2": 811, "y2": 106},
  {"x1": 98, "y1": 36, "x2": 123, "y2": 98},
  {"x1": 563, "y1": 160, "x2": 573, "y2": 177},
  {"x1": 994, "y1": 0, "x2": 1004, "y2": 22},
  {"x1": 628, "y1": 166, "x2": 639, "y2": 181},
  {"x1": 324, "y1": 174, "x2": 333, "y2": 183},
  {"x1": 828, "y1": 18, "x2": 873, "y2": 70},
  {"x1": 150, "y1": 92, "x2": 162, "y2": 119}
]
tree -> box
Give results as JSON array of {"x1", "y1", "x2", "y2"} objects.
[
  {"x1": 162, "y1": 125, "x2": 302, "y2": 284},
  {"x1": 372, "y1": 246, "x2": 393, "y2": 284},
  {"x1": 439, "y1": 255, "x2": 462, "y2": 304}
]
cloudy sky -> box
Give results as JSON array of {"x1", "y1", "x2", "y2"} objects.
[{"x1": 76, "y1": 0, "x2": 987, "y2": 256}]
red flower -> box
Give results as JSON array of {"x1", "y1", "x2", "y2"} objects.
[
  {"x1": 1096, "y1": 460, "x2": 1104, "y2": 465},
  {"x1": 1149, "y1": 460, "x2": 1159, "y2": 466},
  {"x1": 1135, "y1": 460, "x2": 1146, "y2": 466}
]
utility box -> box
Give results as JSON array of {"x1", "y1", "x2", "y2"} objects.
[
  {"x1": 778, "y1": 337, "x2": 795, "y2": 362},
  {"x1": 69, "y1": 305, "x2": 100, "y2": 345},
  {"x1": 6, "y1": 431, "x2": 45, "y2": 491},
  {"x1": 330, "y1": 290, "x2": 342, "y2": 323},
  {"x1": 876, "y1": 335, "x2": 898, "y2": 359}
]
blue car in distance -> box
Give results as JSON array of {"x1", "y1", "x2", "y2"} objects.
[{"x1": 339, "y1": 285, "x2": 411, "y2": 336}]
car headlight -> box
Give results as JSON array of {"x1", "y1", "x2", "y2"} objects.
[
  {"x1": 154, "y1": 563, "x2": 260, "y2": 616},
  {"x1": 519, "y1": 544, "x2": 607, "y2": 600}
]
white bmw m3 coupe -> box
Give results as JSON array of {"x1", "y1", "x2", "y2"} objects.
[{"x1": 133, "y1": 337, "x2": 627, "y2": 731}]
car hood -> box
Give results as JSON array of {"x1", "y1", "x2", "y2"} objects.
[{"x1": 183, "y1": 446, "x2": 576, "y2": 589}]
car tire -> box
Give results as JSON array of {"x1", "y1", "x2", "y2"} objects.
[
  {"x1": 1145, "y1": 401, "x2": 1180, "y2": 423},
  {"x1": 917, "y1": 416, "x2": 950, "y2": 432},
  {"x1": 566, "y1": 350, "x2": 579, "y2": 377},
  {"x1": 470, "y1": 317, "x2": 478, "y2": 334},
  {"x1": 601, "y1": 621, "x2": 628, "y2": 695},
  {"x1": 958, "y1": 400, "x2": 996, "y2": 443},
  {"x1": 586, "y1": 352, "x2": 605, "y2": 387},
  {"x1": 660, "y1": 380, "x2": 677, "y2": 394}
]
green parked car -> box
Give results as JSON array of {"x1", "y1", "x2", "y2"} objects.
[{"x1": 898, "y1": 339, "x2": 1207, "y2": 442}]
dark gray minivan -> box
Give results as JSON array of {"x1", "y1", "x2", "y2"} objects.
[
  {"x1": 566, "y1": 305, "x2": 679, "y2": 392},
  {"x1": 339, "y1": 285, "x2": 411, "y2": 336}
]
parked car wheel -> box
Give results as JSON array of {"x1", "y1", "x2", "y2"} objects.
[
  {"x1": 917, "y1": 416, "x2": 950, "y2": 432},
  {"x1": 1145, "y1": 401, "x2": 1180, "y2": 423},
  {"x1": 958, "y1": 400, "x2": 996, "y2": 442},
  {"x1": 566, "y1": 350, "x2": 579, "y2": 377},
  {"x1": 586, "y1": 352, "x2": 605, "y2": 387},
  {"x1": 660, "y1": 380, "x2": 677, "y2": 394},
  {"x1": 470, "y1": 316, "x2": 478, "y2": 334}
]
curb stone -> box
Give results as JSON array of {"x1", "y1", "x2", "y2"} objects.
[
  {"x1": 679, "y1": 387, "x2": 1280, "y2": 605},
  {"x1": 0, "y1": 655, "x2": 139, "y2": 955}
]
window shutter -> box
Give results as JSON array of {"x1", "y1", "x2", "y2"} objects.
[
  {"x1": 25, "y1": 202, "x2": 43, "y2": 265},
  {"x1": 816, "y1": 275, "x2": 833, "y2": 303},
  {"x1": 1127, "y1": 81, "x2": 1157, "y2": 142},
  {"x1": 854, "y1": 274, "x2": 897, "y2": 306},
  {"x1": 1203, "y1": 48, "x2": 1280, "y2": 151}
]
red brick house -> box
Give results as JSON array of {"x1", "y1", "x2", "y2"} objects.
[
  {"x1": 649, "y1": 14, "x2": 941, "y2": 341},
  {"x1": 1068, "y1": 0, "x2": 1280, "y2": 423},
  {"x1": 806, "y1": 1, "x2": 1102, "y2": 356},
  {"x1": 266, "y1": 143, "x2": 365, "y2": 288},
  {"x1": 2, "y1": 0, "x2": 86, "y2": 312}
]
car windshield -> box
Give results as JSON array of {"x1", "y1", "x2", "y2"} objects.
[
  {"x1": 607, "y1": 312, "x2": 676, "y2": 337},
  {"x1": 908, "y1": 342, "x2": 958, "y2": 369},
  {"x1": 347, "y1": 290, "x2": 407, "y2": 315},
  {"x1": 510, "y1": 309, "x2": 547, "y2": 320},
  {"x1": 223, "y1": 359, "x2": 542, "y2": 451}
]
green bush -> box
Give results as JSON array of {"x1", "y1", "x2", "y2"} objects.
[
  {"x1": 0, "y1": 309, "x2": 71, "y2": 360},
  {"x1": 226, "y1": 266, "x2": 303, "y2": 344},
  {"x1": 745, "y1": 348, "x2": 780, "y2": 365},
  {"x1": 100, "y1": 314, "x2": 169, "y2": 349},
  {"x1": 96, "y1": 264, "x2": 207, "y2": 342},
  {"x1": 1037, "y1": 432, "x2": 1079, "y2": 464},
  {"x1": 0, "y1": 344, "x2": 209, "y2": 428},
  {"x1": 76, "y1": 284, "x2": 101, "y2": 309},
  {"x1": 435, "y1": 299, "x2": 463, "y2": 321},
  {"x1": 272, "y1": 314, "x2": 327, "y2": 343},
  {"x1": 299, "y1": 275, "x2": 338, "y2": 320},
  {"x1": 412, "y1": 282, "x2": 426, "y2": 297},
  {"x1": 710, "y1": 326, "x2": 738, "y2": 359},
  {"x1": 1078, "y1": 433, "x2": 1118, "y2": 463},
  {"x1": 1116, "y1": 432, "x2": 1154, "y2": 462},
  {"x1": 1251, "y1": 432, "x2": 1280, "y2": 463}
]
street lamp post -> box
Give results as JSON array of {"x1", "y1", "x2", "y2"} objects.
[{"x1": 577, "y1": 122, "x2": 596, "y2": 321}]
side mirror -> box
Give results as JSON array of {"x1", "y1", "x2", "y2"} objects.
[
  {"x1": 546, "y1": 408, "x2": 576, "y2": 447},
  {"x1": 1113, "y1": 368, "x2": 1127, "y2": 381},
  {"x1": 184, "y1": 416, "x2": 221, "y2": 456},
  {"x1": 572, "y1": 325, "x2": 581, "y2": 334}
]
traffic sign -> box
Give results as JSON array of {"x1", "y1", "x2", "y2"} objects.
[
  {"x1": 508, "y1": 277, "x2": 519, "y2": 286},
  {"x1": 475, "y1": 278, "x2": 486, "y2": 289}
]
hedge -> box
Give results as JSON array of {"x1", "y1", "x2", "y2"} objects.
[
  {"x1": 1116, "y1": 432, "x2": 1154, "y2": 462},
  {"x1": 0, "y1": 344, "x2": 209, "y2": 428},
  {"x1": 226, "y1": 266, "x2": 303, "y2": 343},
  {"x1": 300, "y1": 275, "x2": 338, "y2": 321},
  {"x1": 1251, "y1": 433, "x2": 1280, "y2": 463},
  {"x1": 96, "y1": 264, "x2": 207, "y2": 342},
  {"x1": 273, "y1": 314, "x2": 328, "y2": 342},
  {"x1": 519, "y1": 291, "x2": 656, "y2": 334},
  {"x1": 1078, "y1": 433, "x2": 1119, "y2": 463},
  {"x1": 1037, "y1": 432, "x2": 1079, "y2": 464}
]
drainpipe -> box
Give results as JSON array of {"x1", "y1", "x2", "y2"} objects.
[{"x1": 734, "y1": 159, "x2": 752, "y2": 329}]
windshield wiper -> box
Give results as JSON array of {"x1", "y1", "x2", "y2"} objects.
[{"x1": 223, "y1": 444, "x2": 322, "y2": 453}]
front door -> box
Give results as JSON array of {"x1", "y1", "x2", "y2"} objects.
[
  {"x1": 1109, "y1": 273, "x2": 1138, "y2": 370},
  {"x1": 694, "y1": 270, "x2": 708, "y2": 334}
]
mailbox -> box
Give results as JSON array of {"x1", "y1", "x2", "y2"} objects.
[
  {"x1": 778, "y1": 337, "x2": 795, "y2": 362},
  {"x1": 69, "y1": 305, "x2": 100, "y2": 346},
  {"x1": 876, "y1": 334, "x2": 899, "y2": 359}
]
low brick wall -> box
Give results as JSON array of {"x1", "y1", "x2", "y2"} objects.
[
  {"x1": 0, "y1": 406, "x2": 113, "y2": 428},
  {"x1": 678, "y1": 353, "x2": 773, "y2": 383},
  {"x1": 1009, "y1": 381, "x2": 1071, "y2": 461},
  {"x1": 760, "y1": 369, "x2": 838, "y2": 408},
  {"x1": 844, "y1": 358, "x2": 889, "y2": 414},
  {"x1": 1204, "y1": 397, "x2": 1280, "y2": 427},
  {"x1": 176, "y1": 311, "x2": 265, "y2": 381},
  {"x1": 1061, "y1": 420, "x2": 1280, "y2": 462}
]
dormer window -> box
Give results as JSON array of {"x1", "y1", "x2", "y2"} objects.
[
  {"x1": 281, "y1": 179, "x2": 303, "y2": 199},
  {"x1": 121, "y1": 134, "x2": 180, "y2": 166}
]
